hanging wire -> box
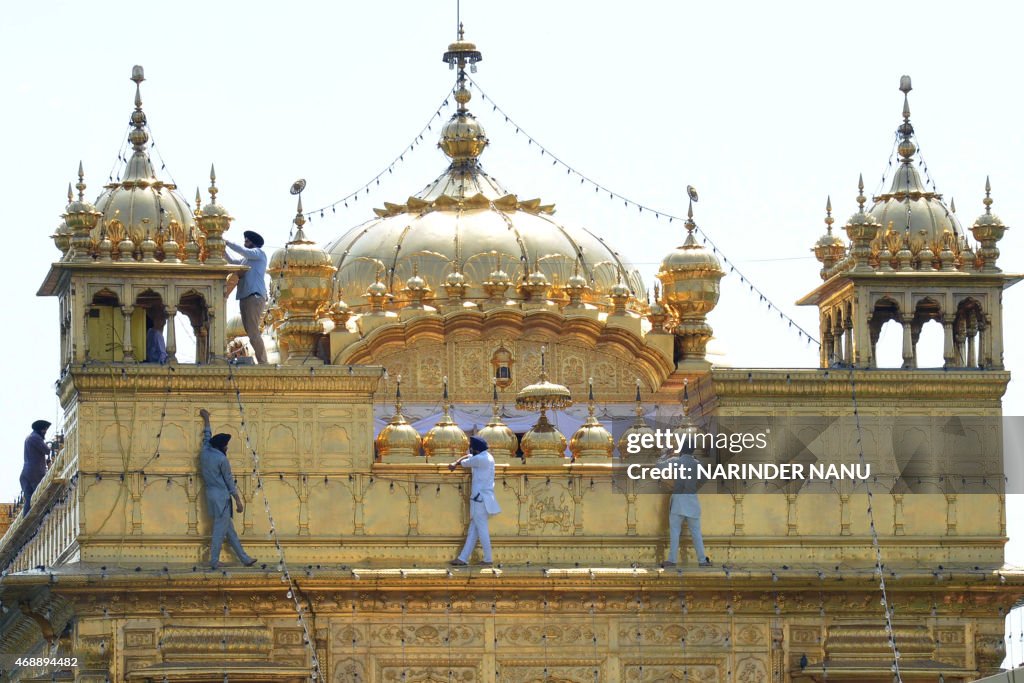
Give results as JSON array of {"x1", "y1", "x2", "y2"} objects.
[
  {"x1": 226, "y1": 366, "x2": 324, "y2": 681},
  {"x1": 303, "y1": 88, "x2": 456, "y2": 219},
  {"x1": 106, "y1": 124, "x2": 132, "y2": 183},
  {"x1": 466, "y1": 76, "x2": 819, "y2": 346},
  {"x1": 847, "y1": 366, "x2": 902, "y2": 682}
]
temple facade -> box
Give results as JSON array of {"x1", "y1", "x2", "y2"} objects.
[{"x1": 0, "y1": 30, "x2": 1020, "y2": 683}]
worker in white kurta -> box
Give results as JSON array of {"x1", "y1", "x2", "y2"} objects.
[
  {"x1": 448, "y1": 436, "x2": 501, "y2": 566},
  {"x1": 662, "y1": 445, "x2": 711, "y2": 567}
]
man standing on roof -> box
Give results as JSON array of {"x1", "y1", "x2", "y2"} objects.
[
  {"x1": 20, "y1": 420, "x2": 51, "y2": 516},
  {"x1": 225, "y1": 230, "x2": 268, "y2": 364},
  {"x1": 448, "y1": 436, "x2": 501, "y2": 567},
  {"x1": 198, "y1": 408, "x2": 257, "y2": 569}
]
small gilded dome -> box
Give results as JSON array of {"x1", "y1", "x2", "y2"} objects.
[
  {"x1": 567, "y1": 272, "x2": 588, "y2": 289},
  {"x1": 366, "y1": 279, "x2": 389, "y2": 297},
  {"x1": 422, "y1": 410, "x2": 468, "y2": 460},
  {"x1": 569, "y1": 385, "x2": 613, "y2": 460},
  {"x1": 526, "y1": 268, "x2": 550, "y2": 287},
  {"x1": 487, "y1": 269, "x2": 511, "y2": 284},
  {"x1": 376, "y1": 416, "x2": 423, "y2": 460},
  {"x1": 815, "y1": 231, "x2": 844, "y2": 249},
  {"x1": 570, "y1": 417, "x2": 614, "y2": 460},
  {"x1": 478, "y1": 422, "x2": 517, "y2": 460},
  {"x1": 659, "y1": 230, "x2": 723, "y2": 273},
  {"x1": 376, "y1": 379, "x2": 423, "y2": 461},
  {"x1": 972, "y1": 178, "x2": 1005, "y2": 230},
  {"x1": 445, "y1": 270, "x2": 467, "y2": 287},
  {"x1": 226, "y1": 315, "x2": 246, "y2": 339},
  {"x1": 610, "y1": 281, "x2": 631, "y2": 298},
  {"x1": 520, "y1": 413, "x2": 567, "y2": 460},
  {"x1": 406, "y1": 272, "x2": 428, "y2": 290}
]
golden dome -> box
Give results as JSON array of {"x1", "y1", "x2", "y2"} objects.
[
  {"x1": 92, "y1": 67, "x2": 197, "y2": 254},
  {"x1": 422, "y1": 379, "x2": 469, "y2": 460},
  {"x1": 610, "y1": 281, "x2": 631, "y2": 298},
  {"x1": 657, "y1": 204, "x2": 724, "y2": 323},
  {"x1": 569, "y1": 383, "x2": 614, "y2": 461},
  {"x1": 269, "y1": 199, "x2": 336, "y2": 306},
  {"x1": 866, "y1": 77, "x2": 961, "y2": 246},
  {"x1": 477, "y1": 384, "x2": 518, "y2": 460},
  {"x1": 520, "y1": 413, "x2": 567, "y2": 460},
  {"x1": 226, "y1": 315, "x2": 246, "y2": 339},
  {"x1": 376, "y1": 378, "x2": 423, "y2": 460},
  {"x1": 972, "y1": 177, "x2": 1005, "y2": 230},
  {"x1": 326, "y1": 32, "x2": 643, "y2": 313}
]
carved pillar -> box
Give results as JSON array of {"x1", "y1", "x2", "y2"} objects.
[
  {"x1": 976, "y1": 320, "x2": 987, "y2": 369},
  {"x1": 843, "y1": 318, "x2": 853, "y2": 365},
  {"x1": 82, "y1": 307, "x2": 92, "y2": 361},
  {"x1": 982, "y1": 313, "x2": 995, "y2": 369},
  {"x1": 733, "y1": 494, "x2": 745, "y2": 536},
  {"x1": 821, "y1": 327, "x2": 833, "y2": 368},
  {"x1": 901, "y1": 314, "x2": 914, "y2": 369},
  {"x1": 122, "y1": 305, "x2": 135, "y2": 362},
  {"x1": 967, "y1": 324, "x2": 977, "y2": 368},
  {"x1": 942, "y1": 314, "x2": 955, "y2": 368},
  {"x1": 166, "y1": 306, "x2": 178, "y2": 363},
  {"x1": 832, "y1": 322, "x2": 843, "y2": 365}
]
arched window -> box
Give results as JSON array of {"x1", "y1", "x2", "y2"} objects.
[
  {"x1": 913, "y1": 297, "x2": 944, "y2": 368},
  {"x1": 177, "y1": 291, "x2": 210, "y2": 364},
  {"x1": 869, "y1": 297, "x2": 903, "y2": 368}
]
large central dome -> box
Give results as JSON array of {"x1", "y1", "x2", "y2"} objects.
[{"x1": 326, "y1": 34, "x2": 643, "y2": 311}]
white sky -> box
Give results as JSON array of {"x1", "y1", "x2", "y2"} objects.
[{"x1": 2, "y1": 0, "x2": 1023, "y2": 659}]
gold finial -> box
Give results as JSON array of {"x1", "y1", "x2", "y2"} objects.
[
  {"x1": 856, "y1": 173, "x2": 866, "y2": 210},
  {"x1": 442, "y1": 22, "x2": 483, "y2": 112},
  {"x1": 896, "y1": 76, "x2": 917, "y2": 162},
  {"x1": 75, "y1": 162, "x2": 86, "y2": 201},
  {"x1": 983, "y1": 176, "x2": 993, "y2": 214},
  {"x1": 293, "y1": 195, "x2": 307, "y2": 233},
  {"x1": 128, "y1": 66, "x2": 149, "y2": 152},
  {"x1": 539, "y1": 345, "x2": 547, "y2": 381},
  {"x1": 395, "y1": 374, "x2": 403, "y2": 409},
  {"x1": 442, "y1": 375, "x2": 450, "y2": 402},
  {"x1": 950, "y1": 197, "x2": 957, "y2": 214},
  {"x1": 684, "y1": 184, "x2": 699, "y2": 235},
  {"x1": 66, "y1": 183, "x2": 73, "y2": 205},
  {"x1": 208, "y1": 164, "x2": 218, "y2": 204},
  {"x1": 588, "y1": 376, "x2": 595, "y2": 403},
  {"x1": 825, "y1": 195, "x2": 834, "y2": 232}
]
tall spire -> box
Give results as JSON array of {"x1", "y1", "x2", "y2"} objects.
[
  {"x1": 439, "y1": 25, "x2": 487, "y2": 165},
  {"x1": 442, "y1": 22, "x2": 483, "y2": 113},
  {"x1": 897, "y1": 75, "x2": 917, "y2": 164},
  {"x1": 123, "y1": 65, "x2": 157, "y2": 182}
]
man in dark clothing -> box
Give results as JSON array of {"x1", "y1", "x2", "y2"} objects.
[
  {"x1": 21, "y1": 420, "x2": 51, "y2": 516},
  {"x1": 198, "y1": 408, "x2": 257, "y2": 569}
]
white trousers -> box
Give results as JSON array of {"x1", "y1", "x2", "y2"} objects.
[
  {"x1": 458, "y1": 500, "x2": 492, "y2": 563},
  {"x1": 669, "y1": 512, "x2": 706, "y2": 564}
]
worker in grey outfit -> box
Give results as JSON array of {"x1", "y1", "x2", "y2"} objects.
[
  {"x1": 20, "y1": 420, "x2": 51, "y2": 516},
  {"x1": 662, "y1": 444, "x2": 711, "y2": 567},
  {"x1": 224, "y1": 230, "x2": 268, "y2": 364},
  {"x1": 198, "y1": 408, "x2": 257, "y2": 569}
]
